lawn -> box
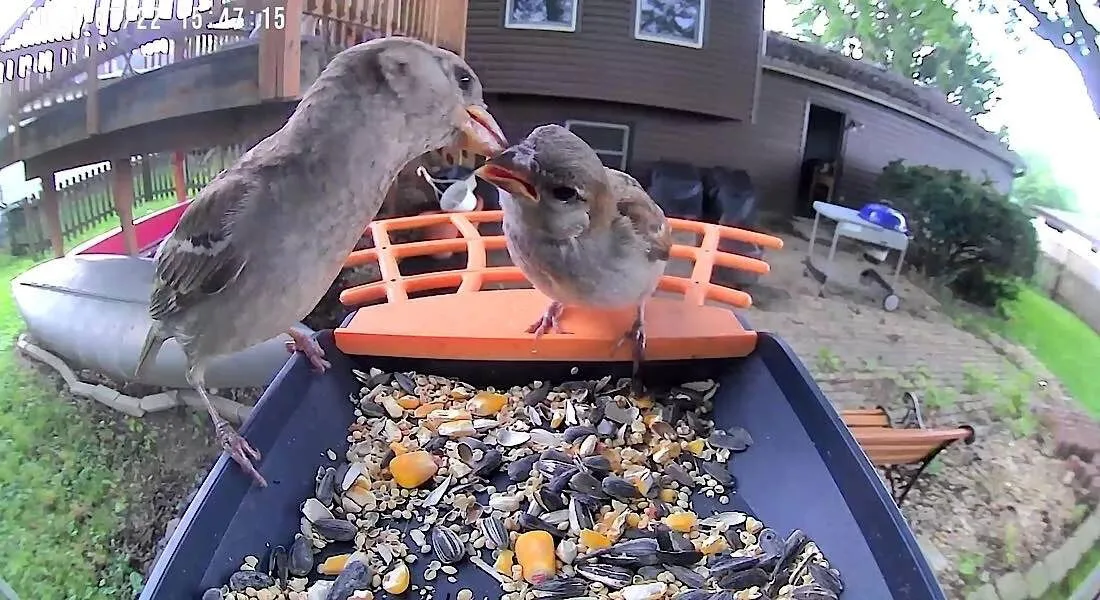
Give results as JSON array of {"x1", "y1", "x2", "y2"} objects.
[
  {"x1": 0, "y1": 197, "x2": 182, "y2": 598},
  {"x1": 1000, "y1": 287, "x2": 1100, "y2": 417}
]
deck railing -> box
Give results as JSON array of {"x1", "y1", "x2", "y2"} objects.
[
  {"x1": 0, "y1": 0, "x2": 468, "y2": 258},
  {"x1": 0, "y1": 0, "x2": 468, "y2": 148},
  {"x1": 3, "y1": 145, "x2": 248, "y2": 256},
  {"x1": 302, "y1": 0, "x2": 467, "y2": 53}
]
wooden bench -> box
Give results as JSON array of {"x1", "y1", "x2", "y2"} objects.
[{"x1": 841, "y1": 392, "x2": 976, "y2": 506}]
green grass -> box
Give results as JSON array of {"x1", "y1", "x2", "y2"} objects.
[
  {"x1": 998, "y1": 287, "x2": 1100, "y2": 417},
  {"x1": 0, "y1": 213, "x2": 165, "y2": 597},
  {"x1": 62, "y1": 194, "x2": 180, "y2": 250}
]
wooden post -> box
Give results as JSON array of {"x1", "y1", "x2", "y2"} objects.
[
  {"x1": 38, "y1": 175, "x2": 64, "y2": 258},
  {"x1": 434, "y1": 0, "x2": 467, "y2": 56},
  {"x1": 140, "y1": 155, "x2": 154, "y2": 204},
  {"x1": 86, "y1": 33, "x2": 100, "y2": 135},
  {"x1": 172, "y1": 150, "x2": 188, "y2": 203},
  {"x1": 258, "y1": 0, "x2": 304, "y2": 100},
  {"x1": 110, "y1": 157, "x2": 139, "y2": 256}
]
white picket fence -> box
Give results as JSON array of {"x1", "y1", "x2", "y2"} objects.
[{"x1": 1032, "y1": 218, "x2": 1100, "y2": 332}]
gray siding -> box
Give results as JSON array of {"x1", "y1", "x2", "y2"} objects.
[
  {"x1": 484, "y1": 69, "x2": 1016, "y2": 217},
  {"x1": 465, "y1": 0, "x2": 763, "y2": 120}
]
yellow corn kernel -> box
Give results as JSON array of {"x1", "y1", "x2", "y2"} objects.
[
  {"x1": 382, "y1": 562, "x2": 410, "y2": 594},
  {"x1": 684, "y1": 439, "x2": 706, "y2": 456},
  {"x1": 659, "y1": 488, "x2": 678, "y2": 502},
  {"x1": 468, "y1": 391, "x2": 508, "y2": 416},
  {"x1": 389, "y1": 450, "x2": 438, "y2": 488},
  {"x1": 494, "y1": 549, "x2": 515, "y2": 576},
  {"x1": 663, "y1": 511, "x2": 697, "y2": 533},
  {"x1": 318, "y1": 553, "x2": 350, "y2": 575},
  {"x1": 579, "y1": 529, "x2": 612, "y2": 550},
  {"x1": 515, "y1": 531, "x2": 556, "y2": 584},
  {"x1": 698, "y1": 534, "x2": 728, "y2": 554},
  {"x1": 413, "y1": 402, "x2": 445, "y2": 418}
]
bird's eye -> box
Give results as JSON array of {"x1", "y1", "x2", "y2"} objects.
[
  {"x1": 551, "y1": 186, "x2": 577, "y2": 202},
  {"x1": 454, "y1": 66, "x2": 473, "y2": 93}
]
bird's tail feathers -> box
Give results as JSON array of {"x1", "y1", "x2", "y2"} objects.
[{"x1": 134, "y1": 322, "x2": 170, "y2": 381}]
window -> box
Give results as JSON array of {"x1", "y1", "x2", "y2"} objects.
[
  {"x1": 634, "y1": 0, "x2": 706, "y2": 49},
  {"x1": 505, "y1": 0, "x2": 579, "y2": 32},
  {"x1": 565, "y1": 121, "x2": 631, "y2": 171}
]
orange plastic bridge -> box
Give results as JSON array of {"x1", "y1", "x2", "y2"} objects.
[{"x1": 333, "y1": 210, "x2": 785, "y2": 362}]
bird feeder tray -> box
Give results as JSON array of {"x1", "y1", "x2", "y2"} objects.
[{"x1": 334, "y1": 211, "x2": 784, "y2": 362}]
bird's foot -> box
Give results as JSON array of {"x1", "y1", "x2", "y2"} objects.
[
  {"x1": 216, "y1": 420, "x2": 267, "y2": 487},
  {"x1": 611, "y1": 317, "x2": 647, "y2": 394},
  {"x1": 611, "y1": 320, "x2": 646, "y2": 369},
  {"x1": 285, "y1": 329, "x2": 331, "y2": 373},
  {"x1": 526, "y1": 301, "x2": 569, "y2": 338}
]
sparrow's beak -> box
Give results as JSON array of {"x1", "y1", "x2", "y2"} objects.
[
  {"x1": 458, "y1": 105, "x2": 508, "y2": 158},
  {"x1": 474, "y1": 145, "x2": 539, "y2": 202}
]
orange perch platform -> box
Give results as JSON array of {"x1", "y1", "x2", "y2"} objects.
[{"x1": 333, "y1": 211, "x2": 783, "y2": 362}]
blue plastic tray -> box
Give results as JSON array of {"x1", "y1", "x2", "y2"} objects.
[{"x1": 140, "y1": 329, "x2": 945, "y2": 599}]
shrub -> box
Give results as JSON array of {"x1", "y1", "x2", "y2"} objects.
[{"x1": 877, "y1": 160, "x2": 1038, "y2": 310}]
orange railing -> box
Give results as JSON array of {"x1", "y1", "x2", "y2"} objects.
[{"x1": 0, "y1": 0, "x2": 468, "y2": 147}]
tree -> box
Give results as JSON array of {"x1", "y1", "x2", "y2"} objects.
[
  {"x1": 787, "y1": 0, "x2": 1002, "y2": 117},
  {"x1": 977, "y1": 0, "x2": 1100, "y2": 119},
  {"x1": 1011, "y1": 151, "x2": 1080, "y2": 212}
]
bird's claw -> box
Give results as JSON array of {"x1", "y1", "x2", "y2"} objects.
[
  {"x1": 285, "y1": 336, "x2": 332, "y2": 373},
  {"x1": 612, "y1": 319, "x2": 647, "y2": 393},
  {"x1": 216, "y1": 420, "x2": 267, "y2": 487},
  {"x1": 611, "y1": 321, "x2": 646, "y2": 362},
  {"x1": 527, "y1": 301, "x2": 569, "y2": 338}
]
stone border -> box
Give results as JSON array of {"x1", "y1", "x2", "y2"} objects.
[
  {"x1": 965, "y1": 509, "x2": 1100, "y2": 599},
  {"x1": 15, "y1": 333, "x2": 252, "y2": 425}
]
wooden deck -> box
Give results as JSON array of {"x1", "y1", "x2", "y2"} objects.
[
  {"x1": 0, "y1": 39, "x2": 331, "y2": 175},
  {"x1": 0, "y1": 0, "x2": 469, "y2": 257}
]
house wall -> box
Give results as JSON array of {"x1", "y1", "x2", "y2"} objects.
[
  {"x1": 484, "y1": 69, "x2": 1017, "y2": 216},
  {"x1": 464, "y1": 0, "x2": 763, "y2": 121}
]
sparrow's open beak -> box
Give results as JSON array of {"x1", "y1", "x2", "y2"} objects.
[
  {"x1": 474, "y1": 146, "x2": 538, "y2": 202},
  {"x1": 458, "y1": 105, "x2": 508, "y2": 158}
]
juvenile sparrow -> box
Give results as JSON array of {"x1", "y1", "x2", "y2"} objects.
[
  {"x1": 135, "y1": 37, "x2": 507, "y2": 487},
  {"x1": 475, "y1": 124, "x2": 671, "y2": 379}
]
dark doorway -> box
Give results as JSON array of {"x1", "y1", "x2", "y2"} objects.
[{"x1": 796, "y1": 104, "x2": 847, "y2": 218}]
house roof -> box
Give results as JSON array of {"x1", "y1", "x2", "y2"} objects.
[{"x1": 763, "y1": 32, "x2": 1020, "y2": 168}]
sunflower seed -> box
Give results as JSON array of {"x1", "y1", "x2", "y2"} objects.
[
  {"x1": 508, "y1": 454, "x2": 540, "y2": 482},
  {"x1": 477, "y1": 516, "x2": 509, "y2": 548},
  {"x1": 563, "y1": 425, "x2": 597, "y2": 443},
  {"x1": 524, "y1": 384, "x2": 551, "y2": 406},
  {"x1": 575, "y1": 563, "x2": 633, "y2": 589},
  {"x1": 431, "y1": 526, "x2": 466, "y2": 564},
  {"x1": 533, "y1": 576, "x2": 588, "y2": 598},
  {"x1": 601, "y1": 476, "x2": 640, "y2": 501}
]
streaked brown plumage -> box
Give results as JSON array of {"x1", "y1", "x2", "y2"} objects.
[
  {"x1": 474, "y1": 125, "x2": 671, "y2": 381},
  {"x1": 134, "y1": 37, "x2": 507, "y2": 486}
]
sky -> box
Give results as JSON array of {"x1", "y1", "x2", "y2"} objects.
[{"x1": 0, "y1": 0, "x2": 1096, "y2": 211}]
